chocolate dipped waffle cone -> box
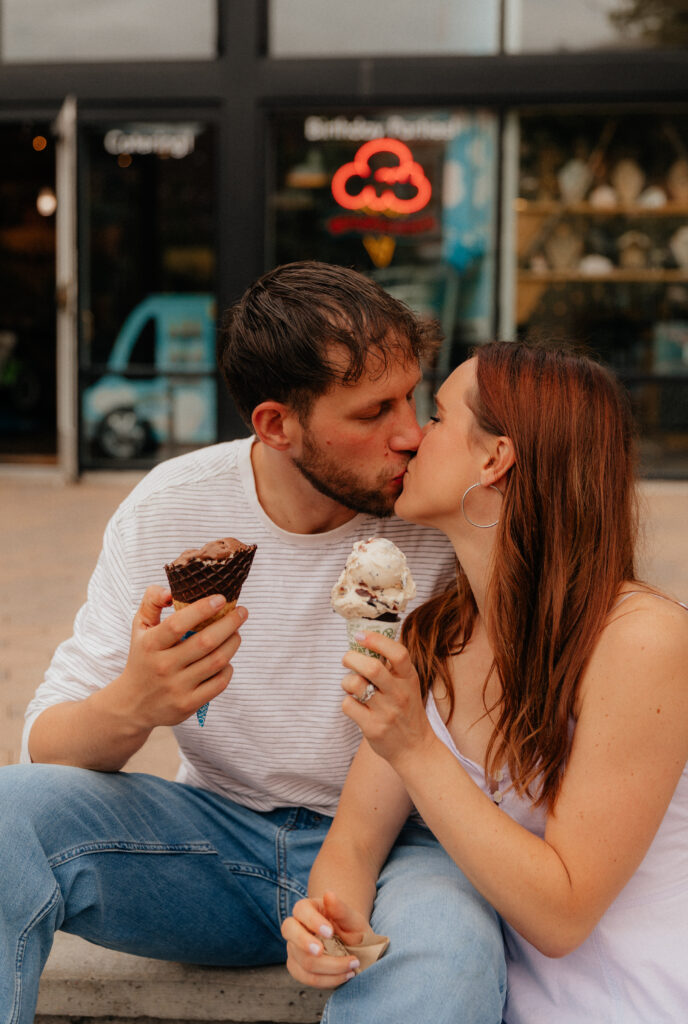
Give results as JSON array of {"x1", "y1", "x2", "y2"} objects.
[
  {"x1": 164, "y1": 537, "x2": 257, "y2": 630},
  {"x1": 164, "y1": 537, "x2": 256, "y2": 726}
]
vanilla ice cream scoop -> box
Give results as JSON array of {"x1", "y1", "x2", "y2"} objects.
[{"x1": 331, "y1": 537, "x2": 416, "y2": 621}]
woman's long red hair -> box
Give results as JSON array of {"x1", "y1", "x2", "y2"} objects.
[{"x1": 402, "y1": 340, "x2": 640, "y2": 812}]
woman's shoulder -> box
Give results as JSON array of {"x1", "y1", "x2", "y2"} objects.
[
  {"x1": 605, "y1": 586, "x2": 688, "y2": 635},
  {"x1": 578, "y1": 586, "x2": 688, "y2": 712}
]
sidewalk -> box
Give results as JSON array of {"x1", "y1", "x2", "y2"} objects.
[
  {"x1": 1, "y1": 468, "x2": 687, "y2": 771},
  {"x1": 0, "y1": 468, "x2": 178, "y2": 774}
]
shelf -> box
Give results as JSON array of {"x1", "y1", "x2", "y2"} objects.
[
  {"x1": 516, "y1": 268, "x2": 688, "y2": 323},
  {"x1": 519, "y1": 269, "x2": 688, "y2": 283},
  {"x1": 515, "y1": 200, "x2": 688, "y2": 218}
]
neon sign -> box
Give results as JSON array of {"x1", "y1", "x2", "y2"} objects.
[{"x1": 331, "y1": 138, "x2": 432, "y2": 215}]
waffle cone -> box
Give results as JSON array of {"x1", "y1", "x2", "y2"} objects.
[
  {"x1": 171, "y1": 598, "x2": 237, "y2": 631},
  {"x1": 165, "y1": 544, "x2": 256, "y2": 617}
]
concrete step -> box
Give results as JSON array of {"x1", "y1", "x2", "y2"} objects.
[{"x1": 36, "y1": 932, "x2": 327, "y2": 1024}]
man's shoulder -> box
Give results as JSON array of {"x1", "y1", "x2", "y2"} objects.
[{"x1": 120, "y1": 438, "x2": 251, "y2": 512}]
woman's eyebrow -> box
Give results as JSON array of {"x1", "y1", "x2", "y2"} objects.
[{"x1": 433, "y1": 394, "x2": 446, "y2": 411}]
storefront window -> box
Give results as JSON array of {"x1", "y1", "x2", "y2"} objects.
[
  {"x1": 508, "y1": 0, "x2": 688, "y2": 53},
  {"x1": 79, "y1": 122, "x2": 217, "y2": 468},
  {"x1": 269, "y1": 1, "x2": 500, "y2": 57},
  {"x1": 268, "y1": 109, "x2": 499, "y2": 419},
  {"x1": 0, "y1": 122, "x2": 56, "y2": 464},
  {"x1": 1, "y1": 0, "x2": 217, "y2": 63},
  {"x1": 514, "y1": 109, "x2": 688, "y2": 477}
]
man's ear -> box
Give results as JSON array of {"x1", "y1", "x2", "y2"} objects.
[
  {"x1": 479, "y1": 436, "x2": 515, "y2": 488},
  {"x1": 251, "y1": 401, "x2": 300, "y2": 452}
]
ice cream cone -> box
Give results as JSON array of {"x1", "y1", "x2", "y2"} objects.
[
  {"x1": 172, "y1": 600, "x2": 238, "y2": 727},
  {"x1": 171, "y1": 597, "x2": 237, "y2": 630},
  {"x1": 164, "y1": 537, "x2": 257, "y2": 725},
  {"x1": 345, "y1": 615, "x2": 400, "y2": 658}
]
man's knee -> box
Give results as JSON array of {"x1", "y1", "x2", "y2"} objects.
[
  {"x1": 0, "y1": 763, "x2": 104, "y2": 840},
  {"x1": 372, "y1": 861, "x2": 506, "y2": 1009}
]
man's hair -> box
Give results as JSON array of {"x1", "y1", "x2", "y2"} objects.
[{"x1": 219, "y1": 261, "x2": 441, "y2": 426}]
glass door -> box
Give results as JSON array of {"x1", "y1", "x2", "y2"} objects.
[{"x1": 77, "y1": 118, "x2": 218, "y2": 469}]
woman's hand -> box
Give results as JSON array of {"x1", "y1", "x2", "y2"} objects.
[
  {"x1": 340, "y1": 630, "x2": 436, "y2": 770},
  {"x1": 281, "y1": 891, "x2": 370, "y2": 988}
]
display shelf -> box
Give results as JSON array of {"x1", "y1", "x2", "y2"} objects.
[
  {"x1": 516, "y1": 269, "x2": 688, "y2": 323},
  {"x1": 515, "y1": 199, "x2": 688, "y2": 218},
  {"x1": 519, "y1": 268, "x2": 688, "y2": 283}
]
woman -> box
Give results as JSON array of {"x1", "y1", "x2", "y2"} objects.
[{"x1": 281, "y1": 340, "x2": 688, "y2": 1022}]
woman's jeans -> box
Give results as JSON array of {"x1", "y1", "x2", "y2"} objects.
[{"x1": 0, "y1": 764, "x2": 506, "y2": 1024}]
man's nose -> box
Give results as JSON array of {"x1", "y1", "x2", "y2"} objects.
[{"x1": 389, "y1": 402, "x2": 423, "y2": 452}]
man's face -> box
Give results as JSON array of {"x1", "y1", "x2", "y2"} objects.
[{"x1": 292, "y1": 349, "x2": 424, "y2": 518}]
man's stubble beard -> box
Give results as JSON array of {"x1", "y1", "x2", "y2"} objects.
[{"x1": 293, "y1": 430, "x2": 396, "y2": 519}]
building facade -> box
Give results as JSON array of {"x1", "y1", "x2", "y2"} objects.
[{"x1": 1, "y1": 0, "x2": 687, "y2": 477}]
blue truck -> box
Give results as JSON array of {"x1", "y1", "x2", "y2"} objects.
[{"x1": 82, "y1": 294, "x2": 217, "y2": 459}]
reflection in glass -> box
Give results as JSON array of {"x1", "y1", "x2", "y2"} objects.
[
  {"x1": 1, "y1": 0, "x2": 216, "y2": 63},
  {"x1": 515, "y1": 110, "x2": 688, "y2": 477},
  {"x1": 79, "y1": 123, "x2": 217, "y2": 468},
  {"x1": 510, "y1": 0, "x2": 688, "y2": 52},
  {"x1": 269, "y1": 110, "x2": 498, "y2": 418}
]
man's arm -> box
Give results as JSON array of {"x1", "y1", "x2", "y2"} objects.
[{"x1": 28, "y1": 586, "x2": 245, "y2": 771}]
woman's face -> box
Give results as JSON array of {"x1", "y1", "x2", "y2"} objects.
[{"x1": 395, "y1": 358, "x2": 488, "y2": 529}]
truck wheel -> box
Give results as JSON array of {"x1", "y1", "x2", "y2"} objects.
[{"x1": 96, "y1": 407, "x2": 153, "y2": 459}]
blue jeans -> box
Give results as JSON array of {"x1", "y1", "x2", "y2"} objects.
[{"x1": 0, "y1": 764, "x2": 505, "y2": 1024}]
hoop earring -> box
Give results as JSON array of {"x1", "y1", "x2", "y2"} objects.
[{"x1": 461, "y1": 483, "x2": 502, "y2": 529}]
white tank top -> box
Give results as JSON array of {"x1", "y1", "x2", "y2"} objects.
[{"x1": 425, "y1": 594, "x2": 688, "y2": 1024}]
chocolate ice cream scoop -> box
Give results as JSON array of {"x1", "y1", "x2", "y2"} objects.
[{"x1": 164, "y1": 536, "x2": 257, "y2": 616}]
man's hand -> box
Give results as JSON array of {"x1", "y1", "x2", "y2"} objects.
[
  {"x1": 340, "y1": 629, "x2": 434, "y2": 773},
  {"x1": 27, "y1": 585, "x2": 247, "y2": 770},
  {"x1": 114, "y1": 585, "x2": 246, "y2": 730}
]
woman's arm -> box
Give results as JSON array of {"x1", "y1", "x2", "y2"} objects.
[
  {"x1": 282, "y1": 738, "x2": 412, "y2": 987},
  {"x1": 309, "y1": 738, "x2": 413, "y2": 909},
  {"x1": 342, "y1": 596, "x2": 688, "y2": 957}
]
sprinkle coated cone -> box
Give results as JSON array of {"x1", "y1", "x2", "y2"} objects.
[
  {"x1": 345, "y1": 616, "x2": 400, "y2": 658},
  {"x1": 164, "y1": 537, "x2": 256, "y2": 725}
]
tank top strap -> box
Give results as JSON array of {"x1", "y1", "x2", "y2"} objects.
[{"x1": 612, "y1": 590, "x2": 688, "y2": 612}]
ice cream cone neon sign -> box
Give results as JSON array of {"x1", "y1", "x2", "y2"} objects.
[{"x1": 331, "y1": 138, "x2": 432, "y2": 215}]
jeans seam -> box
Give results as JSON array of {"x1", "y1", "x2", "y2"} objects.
[
  {"x1": 48, "y1": 840, "x2": 215, "y2": 868},
  {"x1": 223, "y1": 860, "x2": 307, "y2": 900},
  {"x1": 275, "y1": 808, "x2": 305, "y2": 925},
  {"x1": 11, "y1": 884, "x2": 61, "y2": 1024}
]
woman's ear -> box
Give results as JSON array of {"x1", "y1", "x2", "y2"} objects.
[
  {"x1": 251, "y1": 402, "x2": 299, "y2": 452},
  {"x1": 480, "y1": 436, "x2": 515, "y2": 488}
]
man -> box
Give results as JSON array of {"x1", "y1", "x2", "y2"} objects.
[{"x1": 1, "y1": 262, "x2": 505, "y2": 1023}]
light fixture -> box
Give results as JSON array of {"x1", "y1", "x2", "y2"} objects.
[{"x1": 36, "y1": 187, "x2": 57, "y2": 217}]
